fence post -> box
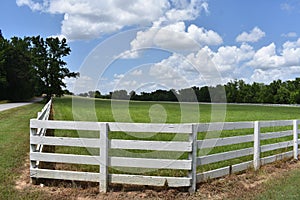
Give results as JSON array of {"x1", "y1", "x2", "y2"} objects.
[
  {"x1": 253, "y1": 121, "x2": 261, "y2": 170},
  {"x1": 30, "y1": 125, "x2": 38, "y2": 184},
  {"x1": 293, "y1": 120, "x2": 298, "y2": 160},
  {"x1": 99, "y1": 123, "x2": 109, "y2": 193},
  {"x1": 188, "y1": 124, "x2": 197, "y2": 193}
]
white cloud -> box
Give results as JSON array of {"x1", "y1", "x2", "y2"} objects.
[
  {"x1": 101, "y1": 38, "x2": 300, "y2": 93},
  {"x1": 280, "y1": 3, "x2": 294, "y2": 11},
  {"x1": 17, "y1": 0, "x2": 209, "y2": 41},
  {"x1": 251, "y1": 67, "x2": 300, "y2": 83},
  {"x1": 281, "y1": 32, "x2": 298, "y2": 38},
  {"x1": 131, "y1": 69, "x2": 143, "y2": 76},
  {"x1": 163, "y1": 0, "x2": 209, "y2": 23},
  {"x1": 246, "y1": 39, "x2": 300, "y2": 70},
  {"x1": 72, "y1": 75, "x2": 95, "y2": 93},
  {"x1": 282, "y1": 38, "x2": 300, "y2": 66},
  {"x1": 246, "y1": 43, "x2": 285, "y2": 69},
  {"x1": 113, "y1": 74, "x2": 125, "y2": 80},
  {"x1": 149, "y1": 53, "x2": 189, "y2": 82},
  {"x1": 16, "y1": 0, "x2": 45, "y2": 11},
  {"x1": 212, "y1": 43, "x2": 255, "y2": 71},
  {"x1": 236, "y1": 27, "x2": 265, "y2": 43},
  {"x1": 187, "y1": 24, "x2": 223, "y2": 46},
  {"x1": 121, "y1": 22, "x2": 222, "y2": 59}
]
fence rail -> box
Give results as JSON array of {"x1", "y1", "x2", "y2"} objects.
[
  {"x1": 30, "y1": 98, "x2": 52, "y2": 168},
  {"x1": 30, "y1": 100, "x2": 300, "y2": 193}
]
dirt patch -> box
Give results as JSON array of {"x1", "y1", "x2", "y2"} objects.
[
  {"x1": 15, "y1": 155, "x2": 31, "y2": 190},
  {"x1": 15, "y1": 158, "x2": 300, "y2": 200}
]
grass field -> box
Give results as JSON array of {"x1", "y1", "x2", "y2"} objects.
[
  {"x1": 53, "y1": 96, "x2": 300, "y2": 123},
  {"x1": 51, "y1": 96, "x2": 300, "y2": 176},
  {"x1": 1, "y1": 97, "x2": 300, "y2": 199},
  {"x1": 252, "y1": 167, "x2": 300, "y2": 200},
  {"x1": 0, "y1": 102, "x2": 53, "y2": 199}
]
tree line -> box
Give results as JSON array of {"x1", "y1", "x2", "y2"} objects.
[
  {"x1": 0, "y1": 30, "x2": 78, "y2": 101},
  {"x1": 81, "y1": 78, "x2": 300, "y2": 104}
]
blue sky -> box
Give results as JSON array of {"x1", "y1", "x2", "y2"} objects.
[{"x1": 1, "y1": 0, "x2": 300, "y2": 94}]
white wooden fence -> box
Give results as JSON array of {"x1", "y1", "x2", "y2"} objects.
[
  {"x1": 30, "y1": 98, "x2": 52, "y2": 158},
  {"x1": 30, "y1": 101, "x2": 299, "y2": 193}
]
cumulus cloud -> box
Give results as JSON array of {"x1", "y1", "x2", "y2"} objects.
[
  {"x1": 246, "y1": 39, "x2": 300, "y2": 70},
  {"x1": 282, "y1": 38, "x2": 300, "y2": 66},
  {"x1": 212, "y1": 43, "x2": 255, "y2": 70},
  {"x1": 236, "y1": 27, "x2": 265, "y2": 43},
  {"x1": 281, "y1": 32, "x2": 297, "y2": 38},
  {"x1": 120, "y1": 22, "x2": 223, "y2": 58},
  {"x1": 149, "y1": 53, "x2": 198, "y2": 88},
  {"x1": 162, "y1": 0, "x2": 209, "y2": 24},
  {"x1": 16, "y1": 0, "x2": 209, "y2": 41},
  {"x1": 147, "y1": 44, "x2": 254, "y2": 88},
  {"x1": 251, "y1": 67, "x2": 300, "y2": 83},
  {"x1": 16, "y1": 0, "x2": 45, "y2": 11},
  {"x1": 246, "y1": 43, "x2": 285, "y2": 68},
  {"x1": 131, "y1": 69, "x2": 143, "y2": 76},
  {"x1": 105, "y1": 37, "x2": 300, "y2": 92}
]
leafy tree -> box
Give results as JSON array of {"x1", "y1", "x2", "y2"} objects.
[
  {"x1": 4, "y1": 37, "x2": 35, "y2": 101},
  {"x1": 225, "y1": 80, "x2": 238, "y2": 103},
  {"x1": 111, "y1": 90, "x2": 129, "y2": 100},
  {"x1": 0, "y1": 33, "x2": 8, "y2": 99},
  {"x1": 178, "y1": 88, "x2": 198, "y2": 102},
  {"x1": 95, "y1": 90, "x2": 101, "y2": 98},
  {"x1": 31, "y1": 36, "x2": 79, "y2": 100}
]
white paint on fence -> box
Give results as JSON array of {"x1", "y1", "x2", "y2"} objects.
[
  {"x1": 253, "y1": 121, "x2": 261, "y2": 170},
  {"x1": 293, "y1": 120, "x2": 298, "y2": 160},
  {"x1": 30, "y1": 100, "x2": 300, "y2": 193}
]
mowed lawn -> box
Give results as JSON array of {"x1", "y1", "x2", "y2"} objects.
[
  {"x1": 0, "y1": 102, "x2": 54, "y2": 199},
  {"x1": 1, "y1": 97, "x2": 300, "y2": 199},
  {"x1": 52, "y1": 96, "x2": 300, "y2": 199},
  {"x1": 53, "y1": 96, "x2": 300, "y2": 123},
  {"x1": 52, "y1": 96, "x2": 300, "y2": 171}
]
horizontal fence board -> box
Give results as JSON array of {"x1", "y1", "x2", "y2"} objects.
[
  {"x1": 31, "y1": 119, "x2": 103, "y2": 131},
  {"x1": 108, "y1": 122, "x2": 192, "y2": 133},
  {"x1": 260, "y1": 120, "x2": 293, "y2": 128},
  {"x1": 30, "y1": 152, "x2": 100, "y2": 165},
  {"x1": 261, "y1": 151, "x2": 293, "y2": 165},
  {"x1": 30, "y1": 169, "x2": 99, "y2": 182},
  {"x1": 30, "y1": 109, "x2": 300, "y2": 190},
  {"x1": 197, "y1": 147, "x2": 253, "y2": 165},
  {"x1": 30, "y1": 136, "x2": 100, "y2": 148},
  {"x1": 196, "y1": 160, "x2": 253, "y2": 183},
  {"x1": 110, "y1": 174, "x2": 191, "y2": 187},
  {"x1": 261, "y1": 130, "x2": 292, "y2": 140},
  {"x1": 110, "y1": 140, "x2": 192, "y2": 152},
  {"x1": 197, "y1": 166, "x2": 230, "y2": 182},
  {"x1": 261, "y1": 141, "x2": 293, "y2": 153},
  {"x1": 30, "y1": 169, "x2": 191, "y2": 187},
  {"x1": 197, "y1": 135, "x2": 253, "y2": 149},
  {"x1": 197, "y1": 121, "x2": 253, "y2": 132},
  {"x1": 231, "y1": 160, "x2": 253, "y2": 173},
  {"x1": 110, "y1": 157, "x2": 191, "y2": 170}
]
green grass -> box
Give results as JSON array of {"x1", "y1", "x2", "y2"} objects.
[
  {"x1": 251, "y1": 168, "x2": 300, "y2": 200},
  {"x1": 0, "y1": 100, "x2": 9, "y2": 104},
  {"x1": 0, "y1": 102, "x2": 56, "y2": 200},
  {"x1": 50, "y1": 96, "x2": 300, "y2": 176},
  {"x1": 1, "y1": 96, "x2": 300, "y2": 199},
  {"x1": 53, "y1": 96, "x2": 300, "y2": 123}
]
